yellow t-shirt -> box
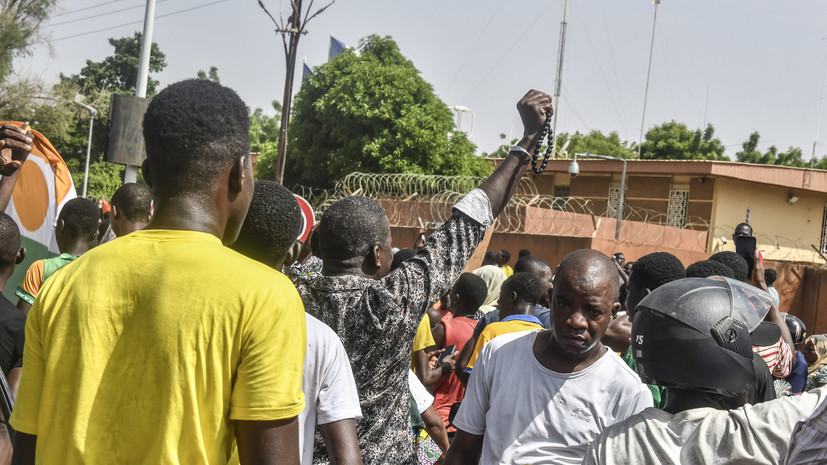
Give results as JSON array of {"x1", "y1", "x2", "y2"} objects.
[
  {"x1": 11, "y1": 230, "x2": 306, "y2": 464},
  {"x1": 500, "y1": 265, "x2": 513, "y2": 277},
  {"x1": 466, "y1": 318, "x2": 542, "y2": 371},
  {"x1": 410, "y1": 313, "x2": 436, "y2": 371}
]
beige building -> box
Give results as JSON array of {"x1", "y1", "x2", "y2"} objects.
[{"x1": 523, "y1": 158, "x2": 827, "y2": 263}]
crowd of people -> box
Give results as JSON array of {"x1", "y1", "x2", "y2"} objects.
[{"x1": 0, "y1": 79, "x2": 825, "y2": 464}]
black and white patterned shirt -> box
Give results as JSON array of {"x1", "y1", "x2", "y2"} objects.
[{"x1": 294, "y1": 189, "x2": 493, "y2": 465}]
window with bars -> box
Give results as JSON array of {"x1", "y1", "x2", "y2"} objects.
[
  {"x1": 820, "y1": 207, "x2": 827, "y2": 253},
  {"x1": 606, "y1": 182, "x2": 627, "y2": 218},
  {"x1": 553, "y1": 186, "x2": 570, "y2": 211},
  {"x1": 667, "y1": 184, "x2": 690, "y2": 228}
]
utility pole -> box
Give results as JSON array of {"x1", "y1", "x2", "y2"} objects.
[
  {"x1": 637, "y1": 0, "x2": 659, "y2": 159},
  {"x1": 550, "y1": 0, "x2": 569, "y2": 159},
  {"x1": 258, "y1": 0, "x2": 335, "y2": 184},
  {"x1": 126, "y1": 0, "x2": 157, "y2": 184}
]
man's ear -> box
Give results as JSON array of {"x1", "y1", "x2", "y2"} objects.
[
  {"x1": 55, "y1": 219, "x2": 65, "y2": 235},
  {"x1": 111, "y1": 205, "x2": 120, "y2": 220},
  {"x1": 611, "y1": 301, "x2": 621, "y2": 318},
  {"x1": 643, "y1": 288, "x2": 651, "y2": 297},
  {"x1": 284, "y1": 240, "x2": 302, "y2": 266},
  {"x1": 228, "y1": 155, "x2": 247, "y2": 195},
  {"x1": 141, "y1": 159, "x2": 152, "y2": 189},
  {"x1": 15, "y1": 248, "x2": 25, "y2": 265},
  {"x1": 370, "y1": 244, "x2": 383, "y2": 268}
]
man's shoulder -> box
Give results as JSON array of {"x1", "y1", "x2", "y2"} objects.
[
  {"x1": 305, "y1": 313, "x2": 341, "y2": 345},
  {"x1": 598, "y1": 349, "x2": 650, "y2": 387},
  {"x1": 481, "y1": 329, "x2": 535, "y2": 355},
  {"x1": 0, "y1": 296, "x2": 24, "y2": 327}
]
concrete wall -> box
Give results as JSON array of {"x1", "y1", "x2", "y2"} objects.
[{"x1": 708, "y1": 178, "x2": 827, "y2": 262}]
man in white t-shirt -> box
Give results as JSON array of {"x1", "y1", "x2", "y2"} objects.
[
  {"x1": 232, "y1": 180, "x2": 362, "y2": 465},
  {"x1": 584, "y1": 277, "x2": 827, "y2": 465},
  {"x1": 444, "y1": 250, "x2": 652, "y2": 465}
]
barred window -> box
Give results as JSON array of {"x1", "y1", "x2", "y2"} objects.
[{"x1": 667, "y1": 184, "x2": 690, "y2": 228}]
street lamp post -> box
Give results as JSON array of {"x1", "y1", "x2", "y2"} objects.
[
  {"x1": 447, "y1": 105, "x2": 475, "y2": 136},
  {"x1": 73, "y1": 97, "x2": 97, "y2": 198},
  {"x1": 568, "y1": 152, "x2": 627, "y2": 240}
]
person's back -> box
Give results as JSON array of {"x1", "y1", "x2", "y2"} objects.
[
  {"x1": 13, "y1": 229, "x2": 304, "y2": 463},
  {"x1": 10, "y1": 80, "x2": 307, "y2": 465},
  {"x1": 232, "y1": 180, "x2": 362, "y2": 465},
  {"x1": 15, "y1": 197, "x2": 99, "y2": 313}
]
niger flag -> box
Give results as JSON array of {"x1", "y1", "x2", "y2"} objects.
[{"x1": 2, "y1": 121, "x2": 77, "y2": 301}]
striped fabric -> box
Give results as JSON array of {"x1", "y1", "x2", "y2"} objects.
[{"x1": 753, "y1": 337, "x2": 794, "y2": 378}]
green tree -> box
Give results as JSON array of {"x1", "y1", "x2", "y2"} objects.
[
  {"x1": 284, "y1": 35, "x2": 491, "y2": 189},
  {"x1": 61, "y1": 32, "x2": 166, "y2": 96},
  {"x1": 196, "y1": 66, "x2": 220, "y2": 83},
  {"x1": 735, "y1": 131, "x2": 808, "y2": 167},
  {"x1": 0, "y1": 0, "x2": 57, "y2": 82},
  {"x1": 555, "y1": 130, "x2": 636, "y2": 159},
  {"x1": 640, "y1": 121, "x2": 727, "y2": 161}
]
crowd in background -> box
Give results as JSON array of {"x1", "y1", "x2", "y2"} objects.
[{"x1": 0, "y1": 80, "x2": 824, "y2": 465}]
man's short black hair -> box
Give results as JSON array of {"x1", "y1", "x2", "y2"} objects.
[
  {"x1": 518, "y1": 249, "x2": 531, "y2": 258},
  {"x1": 500, "y1": 249, "x2": 511, "y2": 262},
  {"x1": 765, "y1": 268, "x2": 778, "y2": 286},
  {"x1": 482, "y1": 251, "x2": 499, "y2": 266},
  {"x1": 58, "y1": 198, "x2": 100, "y2": 238},
  {"x1": 686, "y1": 260, "x2": 734, "y2": 279},
  {"x1": 317, "y1": 196, "x2": 389, "y2": 264},
  {"x1": 514, "y1": 255, "x2": 550, "y2": 275},
  {"x1": 734, "y1": 222, "x2": 753, "y2": 236},
  {"x1": 0, "y1": 212, "x2": 20, "y2": 268},
  {"x1": 453, "y1": 273, "x2": 488, "y2": 313},
  {"x1": 629, "y1": 252, "x2": 685, "y2": 292},
  {"x1": 709, "y1": 251, "x2": 749, "y2": 282},
  {"x1": 391, "y1": 248, "x2": 416, "y2": 272},
  {"x1": 502, "y1": 272, "x2": 544, "y2": 306},
  {"x1": 232, "y1": 180, "x2": 302, "y2": 267},
  {"x1": 110, "y1": 183, "x2": 152, "y2": 222},
  {"x1": 143, "y1": 79, "x2": 250, "y2": 194}
]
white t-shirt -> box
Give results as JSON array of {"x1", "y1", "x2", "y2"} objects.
[
  {"x1": 584, "y1": 387, "x2": 827, "y2": 465},
  {"x1": 409, "y1": 369, "x2": 434, "y2": 414},
  {"x1": 299, "y1": 314, "x2": 362, "y2": 465},
  {"x1": 453, "y1": 330, "x2": 652, "y2": 465}
]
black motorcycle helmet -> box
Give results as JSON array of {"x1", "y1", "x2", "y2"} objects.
[
  {"x1": 782, "y1": 313, "x2": 807, "y2": 345},
  {"x1": 632, "y1": 277, "x2": 772, "y2": 397}
]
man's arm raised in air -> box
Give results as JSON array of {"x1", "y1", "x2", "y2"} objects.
[
  {"x1": 477, "y1": 90, "x2": 552, "y2": 217},
  {"x1": 236, "y1": 417, "x2": 300, "y2": 465}
]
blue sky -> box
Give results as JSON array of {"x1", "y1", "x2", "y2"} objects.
[{"x1": 22, "y1": 0, "x2": 827, "y2": 159}]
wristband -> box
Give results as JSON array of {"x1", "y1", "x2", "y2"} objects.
[
  {"x1": 510, "y1": 145, "x2": 531, "y2": 158},
  {"x1": 440, "y1": 362, "x2": 451, "y2": 377}
]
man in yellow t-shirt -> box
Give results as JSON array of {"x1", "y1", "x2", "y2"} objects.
[
  {"x1": 10, "y1": 80, "x2": 306, "y2": 465},
  {"x1": 465, "y1": 273, "x2": 545, "y2": 373}
]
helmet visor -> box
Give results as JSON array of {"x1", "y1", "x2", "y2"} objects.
[{"x1": 708, "y1": 276, "x2": 773, "y2": 331}]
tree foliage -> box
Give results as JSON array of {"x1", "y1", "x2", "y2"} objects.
[
  {"x1": 2, "y1": 33, "x2": 165, "y2": 201},
  {"x1": 555, "y1": 130, "x2": 636, "y2": 159},
  {"x1": 61, "y1": 32, "x2": 166, "y2": 96},
  {"x1": 640, "y1": 121, "x2": 728, "y2": 161},
  {"x1": 284, "y1": 35, "x2": 491, "y2": 189},
  {"x1": 0, "y1": 0, "x2": 57, "y2": 83},
  {"x1": 735, "y1": 131, "x2": 808, "y2": 167}
]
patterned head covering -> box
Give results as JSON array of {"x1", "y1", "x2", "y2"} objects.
[
  {"x1": 806, "y1": 334, "x2": 827, "y2": 375},
  {"x1": 472, "y1": 265, "x2": 507, "y2": 314}
]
